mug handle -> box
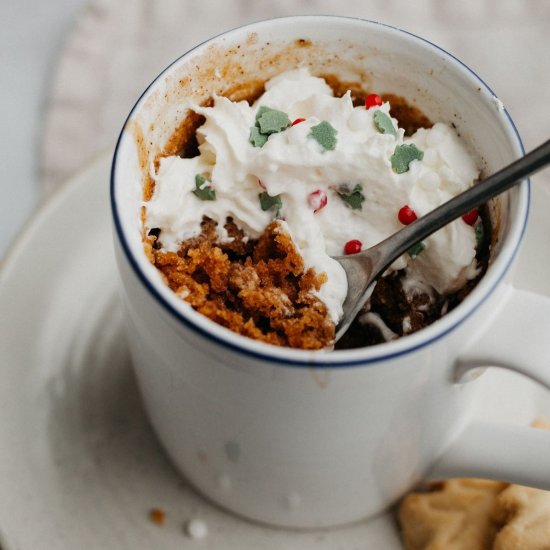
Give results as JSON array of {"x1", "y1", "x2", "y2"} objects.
[{"x1": 428, "y1": 284, "x2": 550, "y2": 488}]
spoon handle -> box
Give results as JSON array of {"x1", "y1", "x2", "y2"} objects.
[{"x1": 372, "y1": 138, "x2": 550, "y2": 274}]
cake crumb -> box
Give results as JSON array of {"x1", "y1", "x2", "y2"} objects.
[
  {"x1": 151, "y1": 218, "x2": 335, "y2": 349},
  {"x1": 149, "y1": 507, "x2": 166, "y2": 526}
]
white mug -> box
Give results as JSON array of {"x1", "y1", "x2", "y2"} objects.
[{"x1": 111, "y1": 16, "x2": 550, "y2": 529}]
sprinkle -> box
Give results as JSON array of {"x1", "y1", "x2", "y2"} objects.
[
  {"x1": 256, "y1": 107, "x2": 291, "y2": 135},
  {"x1": 292, "y1": 117, "x2": 306, "y2": 125},
  {"x1": 398, "y1": 205, "x2": 418, "y2": 225},
  {"x1": 373, "y1": 110, "x2": 397, "y2": 137},
  {"x1": 408, "y1": 241, "x2": 426, "y2": 259},
  {"x1": 308, "y1": 189, "x2": 328, "y2": 212},
  {"x1": 337, "y1": 184, "x2": 365, "y2": 210},
  {"x1": 249, "y1": 126, "x2": 268, "y2": 148},
  {"x1": 192, "y1": 174, "x2": 216, "y2": 201},
  {"x1": 475, "y1": 222, "x2": 485, "y2": 246},
  {"x1": 344, "y1": 239, "x2": 362, "y2": 254},
  {"x1": 365, "y1": 93, "x2": 383, "y2": 109},
  {"x1": 309, "y1": 121, "x2": 338, "y2": 151},
  {"x1": 259, "y1": 192, "x2": 283, "y2": 216},
  {"x1": 462, "y1": 208, "x2": 479, "y2": 226},
  {"x1": 249, "y1": 105, "x2": 291, "y2": 148},
  {"x1": 185, "y1": 518, "x2": 208, "y2": 540},
  {"x1": 391, "y1": 144, "x2": 424, "y2": 174}
]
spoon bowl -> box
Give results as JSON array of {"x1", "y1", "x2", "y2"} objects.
[{"x1": 333, "y1": 138, "x2": 550, "y2": 342}]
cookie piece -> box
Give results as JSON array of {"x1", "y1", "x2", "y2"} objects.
[
  {"x1": 399, "y1": 417, "x2": 550, "y2": 550},
  {"x1": 398, "y1": 478, "x2": 507, "y2": 550},
  {"x1": 532, "y1": 416, "x2": 550, "y2": 431},
  {"x1": 491, "y1": 417, "x2": 550, "y2": 550},
  {"x1": 492, "y1": 484, "x2": 550, "y2": 550}
]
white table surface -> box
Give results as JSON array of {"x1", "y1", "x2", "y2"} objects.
[{"x1": 2, "y1": 0, "x2": 550, "y2": 262}]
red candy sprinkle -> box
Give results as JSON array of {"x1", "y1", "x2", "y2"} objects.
[
  {"x1": 365, "y1": 93, "x2": 383, "y2": 109},
  {"x1": 292, "y1": 117, "x2": 306, "y2": 126},
  {"x1": 344, "y1": 239, "x2": 362, "y2": 255},
  {"x1": 398, "y1": 205, "x2": 418, "y2": 225},
  {"x1": 308, "y1": 189, "x2": 328, "y2": 212},
  {"x1": 462, "y1": 208, "x2": 479, "y2": 226}
]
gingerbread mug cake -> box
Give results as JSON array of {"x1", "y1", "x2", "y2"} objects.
[
  {"x1": 142, "y1": 67, "x2": 488, "y2": 350},
  {"x1": 111, "y1": 17, "x2": 549, "y2": 530}
]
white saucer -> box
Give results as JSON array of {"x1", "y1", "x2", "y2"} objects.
[{"x1": 1, "y1": 154, "x2": 549, "y2": 549}]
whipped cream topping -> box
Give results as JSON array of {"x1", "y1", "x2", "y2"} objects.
[{"x1": 145, "y1": 68, "x2": 480, "y2": 324}]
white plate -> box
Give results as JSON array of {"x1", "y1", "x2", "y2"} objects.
[{"x1": 1, "y1": 154, "x2": 549, "y2": 549}]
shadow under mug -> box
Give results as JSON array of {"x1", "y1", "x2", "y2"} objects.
[{"x1": 111, "y1": 16, "x2": 550, "y2": 529}]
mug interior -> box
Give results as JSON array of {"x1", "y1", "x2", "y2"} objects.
[{"x1": 111, "y1": 16, "x2": 528, "y2": 366}]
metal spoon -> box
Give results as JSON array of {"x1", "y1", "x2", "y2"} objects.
[{"x1": 333, "y1": 139, "x2": 550, "y2": 342}]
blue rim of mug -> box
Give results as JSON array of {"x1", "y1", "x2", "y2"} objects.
[{"x1": 111, "y1": 15, "x2": 529, "y2": 368}]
